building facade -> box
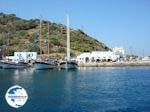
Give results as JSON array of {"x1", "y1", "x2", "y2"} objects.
[
  {"x1": 6, "y1": 52, "x2": 37, "y2": 62},
  {"x1": 76, "y1": 47, "x2": 124, "y2": 63}
]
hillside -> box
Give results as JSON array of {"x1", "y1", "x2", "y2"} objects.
[{"x1": 0, "y1": 12, "x2": 109, "y2": 59}]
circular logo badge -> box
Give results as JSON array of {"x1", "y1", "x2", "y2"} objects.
[{"x1": 5, "y1": 85, "x2": 28, "y2": 108}]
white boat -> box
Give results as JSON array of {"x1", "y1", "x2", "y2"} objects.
[
  {"x1": 1, "y1": 61, "x2": 27, "y2": 69},
  {"x1": 60, "y1": 61, "x2": 78, "y2": 69},
  {"x1": 34, "y1": 61, "x2": 55, "y2": 70},
  {"x1": 60, "y1": 15, "x2": 78, "y2": 69},
  {"x1": 0, "y1": 36, "x2": 28, "y2": 69},
  {"x1": 34, "y1": 59, "x2": 56, "y2": 70},
  {"x1": 0, "y1": 60, "x2": 6, "y2": 68},
  {"x1": 0, "y1": 61, "x2": 3, "y2": 68},
  {"x1": 34, "y1": 20, "x2": 55, "y2": 70}
]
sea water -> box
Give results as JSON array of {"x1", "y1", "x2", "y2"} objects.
[{"x1": 0, "y1": 67, "x2": 150, "y2": 112}]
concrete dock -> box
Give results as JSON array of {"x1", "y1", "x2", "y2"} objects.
[{"x1": 78, "y1": 61, "x2": 150, "y2": 67}]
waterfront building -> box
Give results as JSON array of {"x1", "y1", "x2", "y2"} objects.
[
  {"x1": 142, "y1": 56, "x2": 150, "y2": 61},
  {"x1": 112, "y1": 47, "x2": 125, "y2": 57},
  {"x1": 5, "y1": 52, "x2": 37, "y2": 62},
  {"x1": 76, "y1": 47, "x2": 124, "y2": 63}
]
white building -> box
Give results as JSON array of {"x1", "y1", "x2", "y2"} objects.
[
  {"x1": 6, "y1": 52, "x2": 37, "y2": 62},
  {"x1": 142, "y1": 56, "x2": 150, "y2": 61},
  {"x1": 112, "y1": 47, "x2": 125, "y2": 56},
  {"x1": 76, "y1": 47, "x2": 124, "y2": 63}
]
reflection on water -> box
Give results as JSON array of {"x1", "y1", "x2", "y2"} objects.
[{"x1": 0, "y1": 67, "x2": 150, "y2": 112}]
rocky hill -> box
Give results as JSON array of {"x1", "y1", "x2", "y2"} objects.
[{"x1": 0, "y1": 12, "x2": 109, "y2": 59}]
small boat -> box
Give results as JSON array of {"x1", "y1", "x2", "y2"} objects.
[
  {"x1": 34, "y1": 20, "x2": 55, "y2": 70},
  {"x1": 0, "y1": 33, "x2": 28, "y2": 69},
  {"x1": 1, "y1": 61, "x2": 28, "y2": 69},
  {"x1": 60, "y1": 61, "x2": 78, "y2": 69},
  {"x1": 60, "y1": 15, "x2": 78, "y2": 69},
  {"x1": 0, "y1": 60, "x2": 7, "y2": 68},
  {"x1": 34, "y1": 61, "x2": 55, "y2": 70},
  {"x1": 0, "y1": 61, "x2": 3, "y2": 68}
]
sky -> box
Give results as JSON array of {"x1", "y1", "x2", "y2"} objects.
[{"x1": 0, "y1": 0, "x2": 150, "y2": 56}]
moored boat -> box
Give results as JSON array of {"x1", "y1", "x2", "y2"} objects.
[
  {"x1": 60, "y1": 61, "x2": 78, "y2": 69},
  {"x1": 1, "y1": 61, "x2": 28, "y2": 69},
  {"x1": 60, "y1": 15, "x2": 78, "y2": 69},
  {"x1": 34, "y1": 19, "x2": 55, "y2": 70},
  {"x1": 34, "y1": 61, "x2": 55, "y2": 70},
  {"x1": 0, "y1": 61, "x2": 3, "y2": 68}
]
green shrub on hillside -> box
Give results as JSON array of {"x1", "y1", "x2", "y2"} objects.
[{"x1": 0, "y1": 13, "x2": 109, "y2": 56}]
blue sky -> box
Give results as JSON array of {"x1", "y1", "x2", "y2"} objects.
[{"x1": 0, "y1": 0, "x2": 150, "y2": 56}]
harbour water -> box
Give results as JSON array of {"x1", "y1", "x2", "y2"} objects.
[{"x1": 0, "y1": 67, "x2": 150, "y2": 112}]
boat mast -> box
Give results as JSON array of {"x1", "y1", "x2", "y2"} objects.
[
  {"x1": 39, "y1": 19, "x2": 42, "y2": 61},
  {"x1": 67, "y1": 15, "x2": 70, "y2": 61},
  {"x1": 7, "y1": 33, "x2": 9, "y2": 61},
  {"x1": 47, "y1": 23, "x2": 50, "y2": 58}
]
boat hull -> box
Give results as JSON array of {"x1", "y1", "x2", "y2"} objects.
[
  {"x1": 34, "y1": 62, "x2": 55, "y2": 70},
  {"x1": 60, "y1": 61, "x2": 78, "y2": 69},
  {"x1": 0, "y1": 61, "x2": 5, "y2": 68},
  {"x1": 2, "y1": 62, "x2": 27, "y2": 69},
  {"x1": 0, "y1": 63, "x2": 3, "y2": 68}
]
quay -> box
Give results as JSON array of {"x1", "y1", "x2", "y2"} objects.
[{"x1": 78, "y1": 61, "x2": 150, "y2": 67}]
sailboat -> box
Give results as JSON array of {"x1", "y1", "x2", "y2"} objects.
[
  {"x1": 60, "y1": 15, "x2": 78, "y2": 69},
  {"x1": 2, "y1": 61, "x2": 28, "y2": 69},
  {"x1": 34, "y1": 19, "x2": 55, "y2": 70},
  {"x1": 1, "y1": 37, "x2": 28, "y2": 69},
  {"x1": 0, "y1": 63, "x2": 2, "y2": 68},
  {"x1": 0, "y1": 46, "x2": 4, "y2": 68}
]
